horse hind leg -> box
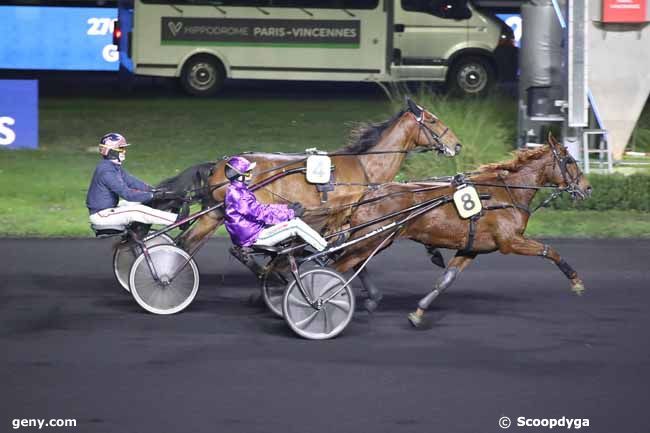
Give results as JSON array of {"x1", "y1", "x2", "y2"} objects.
[
  {"x1": 178, "y1": 211, "x2": 223, "y2": 254},
  {"x1": 408, "y1": 253, "x2": 475, "y2": 328},
  {"x1": 357, "y1": 267, "x2": 383, "y2": 313},
  {"x1": 426, "y1": 246, "x2": 446, "y2": 268}
]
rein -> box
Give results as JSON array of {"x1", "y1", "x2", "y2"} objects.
[
  {"x1": 468, "y1": 181, "x2": 567, "y2": 215},
  {"x1": 240, "y1": 111, "x2": 448, "y2": 178},
  {"x1": 246, "y1": 146, "x2": 437, "y2": 179}
]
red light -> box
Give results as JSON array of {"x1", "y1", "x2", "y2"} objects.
[{"x1": 115, "y1": 29, "x2": 122, "y2": 39}]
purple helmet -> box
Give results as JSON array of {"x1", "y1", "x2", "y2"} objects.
[
  {"x1": 99, "y1": 132, "x2": 130, "y2": 157},
  {"x1": 225, "y1": 156, "x2": 257, "y2": 181}
]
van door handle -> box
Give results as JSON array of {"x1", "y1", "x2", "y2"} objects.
[{"x1": 394, "y1": 24, "x2": 405, "y2": 32}]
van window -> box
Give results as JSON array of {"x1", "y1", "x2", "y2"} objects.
[
  {"x1": 401, "y1": 0, "x2": 470, "y2": 19},
  {"x1": 141, "y1": 0, "x2": 379, "y2": 9},
  {"x1": 269, "y1": 1, "x2": 379, "y2": 8},
  {"x1": 140, "y1": 1, "x2": 267, "y2": 5}
]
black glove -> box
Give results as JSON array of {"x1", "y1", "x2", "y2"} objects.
[
  {"x1": 152, "y1": 189, "x2": 179, "y2": 201},
  {"x1": 288, "y1": 202, "x2": 305, "y2": 217}
]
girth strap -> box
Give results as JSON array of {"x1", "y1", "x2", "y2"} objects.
[
  {"x1": 316, "y1": 172, "x2": 336, "y2": 203},
  {"x1": 457, "y1": 193, "x2": 492, "y2": 254},
  {"x1": 459, "y1": 213, "x2": 481, "y2": 254}
]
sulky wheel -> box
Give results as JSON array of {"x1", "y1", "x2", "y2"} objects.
[
  {"x1": 113, "y1": 233, "x2": 174, "y2": 292},
  {"x1": 282, "y1": 268, "x2": 355, "y2": 340},
  {"x1": 262, "y1": 270, "x2": 291, "y2": 318},
  {"x1": 129, "y1": 245, "x2": 199, "y2": 315}
]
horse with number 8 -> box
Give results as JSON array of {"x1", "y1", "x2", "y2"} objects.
[{"x1": 332, "y1": 135, "x2": 593, "y2": 327}]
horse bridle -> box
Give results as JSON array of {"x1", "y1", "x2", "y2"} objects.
[
  {"x1": 413, "y1": 111, "x2": 450, "y2": 154},
  {"x1": 550, "y1": 144, "x2": 585, "y2": 199}
]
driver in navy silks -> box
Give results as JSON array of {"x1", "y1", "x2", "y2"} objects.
[{"x1": 86, "y1": 133, "x2": 179, "y2": 228}]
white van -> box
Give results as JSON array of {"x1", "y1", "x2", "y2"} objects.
[{"x1": 115, "y1": 0, "x2": 517, "y2": 96}]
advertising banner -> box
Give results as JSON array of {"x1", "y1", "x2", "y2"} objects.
[
  {"x1": 602, "y1": 0, "x2": 648, "y2": 22},
  {"x1": 0, "y1": 6, "x2": 118, "y2": 71},
  {"x1": 161, "y1": 18, "x2": 361, "y2": 48},
  {"x1": 497, "y1": 14, "x2": 522, "y2": 47},
  {"x1": 0, "y1": 80, "x2": 39, "y2": 150}
]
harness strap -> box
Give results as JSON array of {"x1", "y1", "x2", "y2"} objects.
[
  {"x1": 483, "y1": 203, "x2": 531, "y2": 215},
  {"x1": 252, "y1": 157, "x2": 309, "y2": 177},
  {"x1": 244, "y1": 145, "x2": 438, "y2": 179},
  {"x1": 316, "y1": 172, "x2": 336, "y2": 203},
  {"x1": 459, "y1": 213, "x2": 481, "y2": 254},
  {"x1": 333, "y1": 182, "x2": 382, "y2": 188},
  {"x1": 497, "y1": 174, "x2": 532, "y2": 215}
]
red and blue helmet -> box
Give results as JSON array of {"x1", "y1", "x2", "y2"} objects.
[{"x1": 99, "y1": 133, "x2": 130, "y2": 157}]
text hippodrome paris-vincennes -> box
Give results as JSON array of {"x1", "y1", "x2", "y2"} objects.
[{"x1": 182, "y1": 25, "x2": 357, "y2": 38}]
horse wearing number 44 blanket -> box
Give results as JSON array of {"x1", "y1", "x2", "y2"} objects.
[{"x1": 332, "y1": 135, "x2": 593, "y2": 327}]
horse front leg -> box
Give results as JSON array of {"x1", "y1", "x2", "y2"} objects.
[
  {"x1": 500, "y1": 236, "x2": 585, "y2": 295},
  {"x1": 178, "y1": 211, "x2": 223, "y2": 254},
  {"x1": 408, "y1": 253, "x2": 475, "y2": 328}
]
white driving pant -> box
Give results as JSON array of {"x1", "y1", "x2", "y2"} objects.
[
  {"x1": 254, "y1": 218, "x2": 328, "y2": 251},
  {"x1": 89, "y1": 203, "x2": 177, "y2": 227}
]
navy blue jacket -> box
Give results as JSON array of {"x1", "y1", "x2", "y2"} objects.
[{"x1": 86, "y1": 159, "x2": 153, "y2": 214}]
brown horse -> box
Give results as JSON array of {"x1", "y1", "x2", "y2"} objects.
[
  {"x1": 179, "y1": 98, "x2": 462, "y2": 253},
  {"x1": 333, "y1": 135, "x2": 592, "y2": 327}
]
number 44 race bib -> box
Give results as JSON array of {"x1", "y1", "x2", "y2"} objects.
[{"x1": 453, "y1": 185, "x2": 482, "y2": 219}]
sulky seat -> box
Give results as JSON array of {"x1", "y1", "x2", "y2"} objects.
[
  {"x1": 250, "y1": 244, "x2": 283, "y2": 254},
  {"x1": 91, "y1": 224, "x2": 127, "y2": 239}
]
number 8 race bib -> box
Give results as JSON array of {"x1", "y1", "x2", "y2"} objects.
[{"x1": 453, "y1": 185, "x2": 482, "y2": 219}]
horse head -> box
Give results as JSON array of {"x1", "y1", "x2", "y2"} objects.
[
  {"x1": 545, "y1": 134, "x2": 592, "y2": 200},
  {"x1": 405, "y1": 97, "x2": 462, "y2": 157},
  {"x1": 153, "y1": 162, "x2": 216, "y2": 211}
]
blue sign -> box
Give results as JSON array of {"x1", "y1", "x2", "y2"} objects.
[
  {"x1": 497, "y1": 14, "x2": 522, "y2": 47},
  {"x1": 0, "y1": 6, "x2": 118, "y2": 71},
  {"x1": 0, "y1": 80, "x2": 39, "y2": 150}
]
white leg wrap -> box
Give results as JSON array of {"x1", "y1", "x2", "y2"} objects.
[
  {"x1": 89, "y1": 204, "x2": 177, "y2": 227},
  {"x1": 255, "y1": 218, "x2": 328, "y2": 251}
]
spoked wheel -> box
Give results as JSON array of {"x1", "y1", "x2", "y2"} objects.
[
  {"x1": 262, "y1": 270, "x2": 291, "y2": 318},
  {"x1": 282, "y1": 268, "x2": 355, "y2": 340},
  {"x1": 129, "y1": 245, "x2": 199, "y2": 315},
  {"x1": 112, "y1": 233, "x2": 174, "y2": 292}
]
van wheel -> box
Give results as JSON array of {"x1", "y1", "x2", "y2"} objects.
[
  {"x1": 447, "y1": 56, "x2": 494, "y2": 96},
  {"x1": 180, "y1": 55, "x2": 225, "y2": 97}
]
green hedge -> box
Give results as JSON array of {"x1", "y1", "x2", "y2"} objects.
[{"x1": 534, "y1": 174, "x2": 650, "y2": 211}]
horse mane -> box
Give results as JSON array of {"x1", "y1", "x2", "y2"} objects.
[
  {"x1": 339, "y1": 109, "x2": 406, "y2": 153},
  {"x1": 153, "y1": 161, "x2": 216, "y2": 210},
  {"x1": 156, "y1": 161, "x2": 215, "y2": 192},
  {"x1": 471, "y1": 145, "x2": 551, "y2": 180}
]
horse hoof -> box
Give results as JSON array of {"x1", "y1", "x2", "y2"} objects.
[
  {"x1": 428, "y1": 248, "x2": 446, "y2": 269},
  {"x1": 364, "y1": 299, "x2": 379, "y2": 313},
  {"x1": 407, "y1": 312, "x2": 424, "y2": 328},
  {"x1": 571, "y1": 279, "x2": 585, "y2": 296}
]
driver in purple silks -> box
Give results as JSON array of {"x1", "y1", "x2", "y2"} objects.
[{"x1": 223, "y1": 156, "x2": 327, "y2": 251}]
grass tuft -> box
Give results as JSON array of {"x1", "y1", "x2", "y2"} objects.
[{"x1": 394, "y1": 92, "x2": 516, "y2": 180}]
